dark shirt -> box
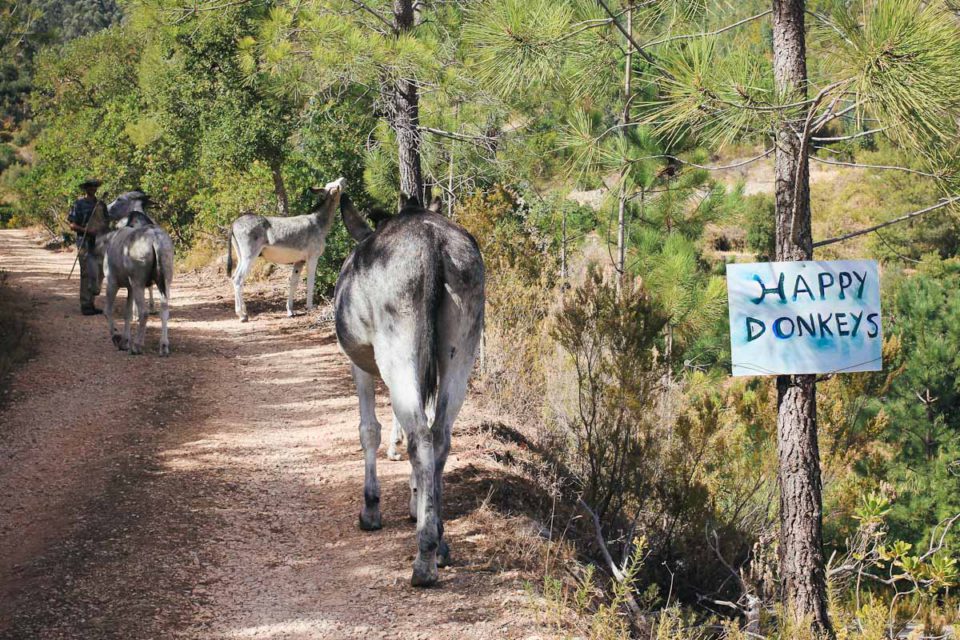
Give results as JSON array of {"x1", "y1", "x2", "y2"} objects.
[
  {"x1": 68, "y1": 197, "x2": 100, "y2": 248},
  {"x1": 68, "y1": 197, "x2": 98, "y2": 226}
]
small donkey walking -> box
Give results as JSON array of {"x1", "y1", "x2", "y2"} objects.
[
  {"x1": 335, "y1": 193, "x2": 484, "y2": 587},
  {"x1": 98, "y1": 192, "x2": 174, "y2": 356},
  {"x1": 227, "y1": 178, "x2": 345, "y2": 321}
]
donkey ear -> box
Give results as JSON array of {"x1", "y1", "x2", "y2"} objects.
[
  {"x1": 399, "y1": 192, "x2": 426, "y2": 210},
  {"x1": 427, "y1": 197, "x2": 442, "y2": 213},
  {"x1": 367, "y1": 208, "x2": 393, "y2": 228},
  {"x1": 308, "y1": 186, "x2": 326, "y2": 194}
]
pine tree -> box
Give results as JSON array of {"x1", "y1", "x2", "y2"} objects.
[
  {"x1": 240, "y1": 0, "x2": 484, "y2": 204},
  {"x1": 466, "y1": 0, "x2": 960, "y2": 634}
]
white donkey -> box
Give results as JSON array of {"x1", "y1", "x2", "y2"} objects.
[
  {"x1": 335, "y1": 193, "x2": 485, "y2": 587},
  {"x1": 97, "y1": 192, "x2": 174, "y2": 356},
  {"x1": 227, "y1": 178, "x2": 345, "y2": 321}
]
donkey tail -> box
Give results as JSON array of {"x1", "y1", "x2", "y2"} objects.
[
  {"x1": 226, "y1": 228, "x2": 235, "y2": 277},
  {"x1": 153, "y1": 242, "x2": 169, "y2": 299},
  {"x1": 420, "y1": 259, "x2": 443, "y2": 410}
]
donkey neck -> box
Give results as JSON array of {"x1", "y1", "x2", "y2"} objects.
[{"x1": 311, "y1": 196, "x2": 340, "y2": 232}]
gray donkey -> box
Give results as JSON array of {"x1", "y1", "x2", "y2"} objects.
[
  {"x1": 98, "y1": 192, "x2": 174, "y2": 356},
  {"x1": 106, "y1": 191, "x2": 160, "y2": 312},
  {"x1": 227, "y1": 178, "x2": 345, "y2": 321},
  {"x1": 335, "y1": 193, "x2": 485, "y2": 587}
]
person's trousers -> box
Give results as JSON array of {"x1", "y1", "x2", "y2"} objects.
[{"x1": 79, "y1": 247, "x2": 103, "y2": 311}]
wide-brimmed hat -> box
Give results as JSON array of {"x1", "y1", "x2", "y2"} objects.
[{"x1": 79, "y1": 178, "x2": 102, "y2": 189}]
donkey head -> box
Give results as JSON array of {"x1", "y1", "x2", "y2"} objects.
[
  {"x1": 106, "y1": 191, "x2": 153, "y2": 221},
  {"x1": 308, "y1": 177, "x2": 346, "y2": 226},
  {"x1": 308, "y1": 177, "x2": 346, "y2": 202}
]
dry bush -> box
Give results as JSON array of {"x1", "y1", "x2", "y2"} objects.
[
  {"x1": 178, "y1": 238, "x2": 223, "y2": 273},
  {"x1": 456, "y1": 188, "x2": 561, "y2": 427}
]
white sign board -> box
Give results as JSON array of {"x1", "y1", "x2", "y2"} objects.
[{"x1": 726, "y1": 260, "x2": 882, "y2": 377}]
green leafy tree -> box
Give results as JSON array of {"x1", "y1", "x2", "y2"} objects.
[
  {"x1": 15, "y1": 26, "x2": 142, "y2": 232},
  {"x1": 133, "y1": 1, "x2": 301, "y2": 216}
]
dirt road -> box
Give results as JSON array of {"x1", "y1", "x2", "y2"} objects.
[{"x1": 0, "y1": 229, "x2": 548, "y2": 639}]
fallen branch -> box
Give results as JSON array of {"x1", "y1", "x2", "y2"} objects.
[
  {"x1": 813, "y1": 196, "x2": 960, "y2": 249},
  {"x1": 577, "y1": 497, "x2": 645, "y2": 621}
]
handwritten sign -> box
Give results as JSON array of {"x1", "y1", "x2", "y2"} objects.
[{"x1": 726, "y1": 260, "x2": 882, "y2": 377}]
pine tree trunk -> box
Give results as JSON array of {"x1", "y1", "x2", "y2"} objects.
[
  {"x1": 771, "y1": 0, "x2": 833, "y2": 636},
  {"x1": 615, "y1": 7, "x2": 633, "y2": 294},
  {"x1": 391, "y1": 0, "x2": 428, "y2": 203},
  {"x1": 271, "y1": 161, "x2": 290, "y2": 216}
]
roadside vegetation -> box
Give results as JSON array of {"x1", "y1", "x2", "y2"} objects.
[
  {"x1": 2, "y1": 0, "x2": 960, "y2": 638},
  {"x1": 0, "y1": 270, "x2": 32, "y2": 401}
]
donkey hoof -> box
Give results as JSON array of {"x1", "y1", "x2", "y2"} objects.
[
  {"x1": 239, "y1": 315, "x2": 249, "y2": 323},
  {"x1": 159, "y1": 344, "x2": 170, "y2": 357},
  {"x1": 437, "y1": 541, "x2": 452, "y2": 568},
  {"x1": 111, "y1": 334, "x2": 123, "y2": 349},
  {"x1": 387, "y1": 447, "x2": 402, "y2": 462},
  {"x1": 359, "y1": 511, "x2": 382, "y2": 531},
  {"x1": 411, "y1": 562, "x2": 438, "y2": 587}
]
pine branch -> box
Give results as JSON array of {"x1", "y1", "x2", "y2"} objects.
[
  {"x1": 593, "y1": 0, "x2": 658, "y2": 69},
  {"x1": 812, "y1": 127, "x2": 887, "y2": 143},
  {"x1": 810, "y1": 101, "x2": 863, "y2": 133},
  {"x1": 813, "y1": 196, "x2": 960, "y2": 249},
  {"x1": 345, "y1": 0, "x2": 395, "y2": 32},
  {"x1": 418, "y1": 125, "x2": 498, "y2": 148},
  {"x1": 809, "y1": 154, "x2": 944, "y2": 180},
  {"x1": 623, "y1": 149, "x2": 773, "y2": 170},
  {"x1": 643, "y1": 10, "x2": 772, "y2": 48}
]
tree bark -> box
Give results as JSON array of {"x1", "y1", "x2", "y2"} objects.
[
  {"x1": 271, "y1": 161, "x2": 289, "y2": 216},
  {"x1": 391, "y1": 0, "x2": 429, "y2": 204},
  {"x1": 771, "y1": 0, "x2": 833, "y2": 636}
]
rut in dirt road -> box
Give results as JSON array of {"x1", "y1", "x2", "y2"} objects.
[{"x1": 0, "y1": 230, "x2": 550, "y2": 639}]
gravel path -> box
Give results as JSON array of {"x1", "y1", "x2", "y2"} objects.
[{"x1": 0, "y1": 229, "x2": 549, "y2": 640}]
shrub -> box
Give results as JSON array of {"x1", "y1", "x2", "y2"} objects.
[
  {"x1": 551, "y1": 268, "x2": 667, "y2": 521},
  {"x1": 743, "y1": 193, "x2": 776, "y2": 261},
  {"x1": 0, "y1": 144, "x2": 18, "y2": 174}
]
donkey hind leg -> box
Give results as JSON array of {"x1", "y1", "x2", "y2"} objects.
[
  {"x1": 430, "y1": 348, "x2": 477, "y2": 569},
  {"x1": 157, "y1": 280, "x2": 171, "y2": 357},
  {"x1": 120, "y1": 290, "x2": 133, "y2": 351},
  {"x1": 232, "y1": 257, "x2": 253, "y2": 322},
  {"x1": 388, "y1": 409, "x2": 404, "y2": 462},
  {"x1": 130, "y1": 286, "x2": 148, "y2": 355},
  {"x1": 231, "y1": 241, "x2": 262, "y2": 322},
  {"x1": 287, "y1": 261, "x2": 304, "y2": 317},
  {"x1": 405, "y1": 399, "x2": 436, "y2": 515},
  {"x1": 352, "y1": 365, "x2": 383, "y2": 531},
  {"x1": 305, "y1": 254, "x2": 319, "y2": 311},
  {"x1": 430, "y1": 282, "x2": 484, "y2": 569},
  {"x1": 105, "y1": 279, "x2": 121, "y2": 349},
  {"x1": 389, "y1": 380, "x2": 438, "y2": 587},
  {"x1": 148, "y1": 286, "x2": 157, "y2": 315}
]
